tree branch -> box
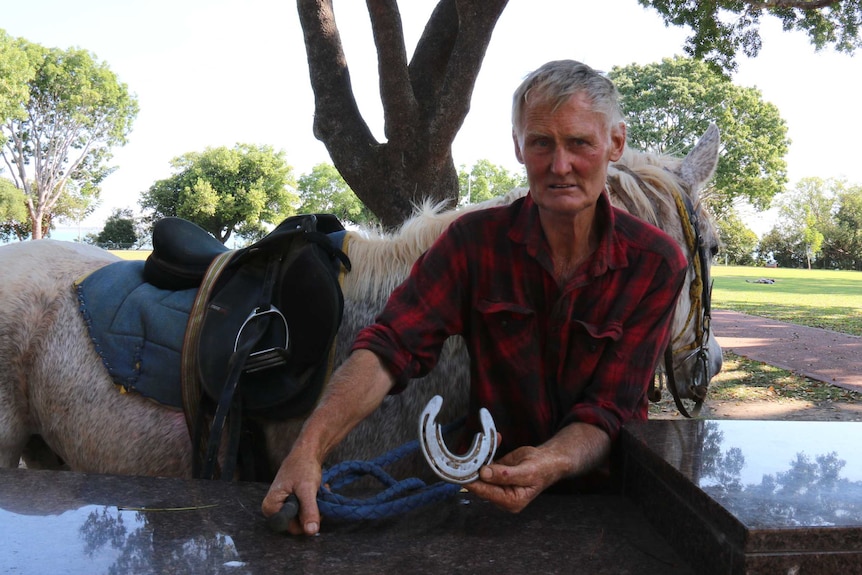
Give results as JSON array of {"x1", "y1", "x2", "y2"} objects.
[
  {"x1": 426, "y1": 0, "x2": 509, "y2": 150},
  {"x1": 367, "y1": 0, "x2": 417, "y2": 142},
  {"x1": 297, "y1": 0, "x2": 380, "y2": 177}
]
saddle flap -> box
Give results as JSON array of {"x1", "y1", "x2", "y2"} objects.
[{"x1": 196, "y1": 240, "x2": 344, "y2": 419}]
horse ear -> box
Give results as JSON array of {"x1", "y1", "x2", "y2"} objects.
[{"x1": 680, "y1": 123, "x2": 720, "y2": 194}]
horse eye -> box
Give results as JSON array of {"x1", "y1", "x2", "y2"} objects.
[{"x1": 709, "y1": 244, "x2": 719, "y2": 257}]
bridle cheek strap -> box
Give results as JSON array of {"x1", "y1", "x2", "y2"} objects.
[{"x1": 650, "y1": 188, "x2": 712, "y2": 418}]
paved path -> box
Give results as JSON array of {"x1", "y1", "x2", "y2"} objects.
[{"x1": 712, "y1": 310, "x2": 862, "y2": 394}]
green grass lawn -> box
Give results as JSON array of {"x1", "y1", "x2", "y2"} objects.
[
  {"x1": 712, "y1": 265, "x2": 862, "y2": 336},
  {"x1": 109, "y1": 249, "x2": 151, "y2": 261}
]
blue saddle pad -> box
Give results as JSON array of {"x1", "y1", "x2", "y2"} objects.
[{"x1": 77, "y1": 260, "x2": 196, "y2": 408}]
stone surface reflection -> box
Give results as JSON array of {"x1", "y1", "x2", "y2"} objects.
[
  {"x1": 78, "y1": 505, "x2": 248, "y2": 575},
  {"x1": 695, "y1": 420, "x2": 862, "y2": 528},
  {"x1": 1, "y1": 501, "x2": 251, "y2": 575},
  {"x1": 623, "y1": 420, "x2": 862, "y2": 575}
]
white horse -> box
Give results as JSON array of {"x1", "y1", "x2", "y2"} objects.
[{"x1": 0, "y1": 126, "x2": 721, "y2": 479}]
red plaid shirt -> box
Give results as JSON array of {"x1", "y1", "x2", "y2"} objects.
[{"x1": 353, "y1": 192, "x2": 687, "y2": 455}]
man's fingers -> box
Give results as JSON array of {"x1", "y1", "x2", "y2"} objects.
[
  {"x1": 266, "y1": 494, "x2": 299, "y2": 533},
  {"x1": 295, "y1": 484, "x2": 322, "y2": 536}
]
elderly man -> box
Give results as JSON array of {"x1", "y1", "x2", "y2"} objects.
[{"x1": 262, "y1": 60, "x2": 687, "y2": 535}]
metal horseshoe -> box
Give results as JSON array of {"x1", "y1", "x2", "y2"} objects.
[{"x1": 418, "y1": 395, "x2": 498, "y2": 484}]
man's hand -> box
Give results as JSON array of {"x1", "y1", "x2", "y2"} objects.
[
  {"x1": 465, "y1": 422, "x2": 611, "y2": 513},
  {"x1": 260, "y1": 350, "x2": 396, "y2": 535},
  {"x1": 464, "y1": 446, "x2": 548, "y2": 513},
  {"x1": 262, "y1": 448, "x2": 324, "y2": 536}
]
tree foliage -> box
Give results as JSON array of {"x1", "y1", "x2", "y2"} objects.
[
  {"x1": 715, "y1": 209, "x2": 759, "y2": 265},
  {"x1": 140, "y1": 144, "x2": 298, "y2": 243},
  {"x1": 0, "y1": 35, "x2": 138, "y2": 239},
  {"x1": 457, "y1": 159, "x2": 526, "y2": 205},
  {"x1": 0, "y1": 177, "x2": 28, "y2": 241},
  {"x1": 609, "y1": 56, "x2": 790, "y2": 216},
  {"x1": 639, "y1": 0, "x2": 862, "y2": 72},
  {"x1": 297, "y1": 163, "x2": 378, "y2": 227},
  {"x1": 826, "y1": 187, "x2": 862, "y2": 269},
  {"x1": 0, "y1": 31, "x2": 34, "y2": 132},
  {"x1": 93, "y1": 207, "x2": 137, "y2": 249}
]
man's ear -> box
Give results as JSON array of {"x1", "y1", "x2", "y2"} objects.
[
  {"x1": 513, "y1": 131, "x2": 525, "y2": 164},
  {"x1": 609, "y1": 122, "x2": 626, "y2": 162}
]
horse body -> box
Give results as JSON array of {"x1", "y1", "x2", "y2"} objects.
[{"x1": 0, "y1": 127, "x2": 721, "y2": 479}]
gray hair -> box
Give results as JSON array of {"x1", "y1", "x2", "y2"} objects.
[{"x1": 512, "y1": 60, "x2": 624, "y2": 140}]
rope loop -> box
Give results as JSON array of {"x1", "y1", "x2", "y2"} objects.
[{"x1": 315, "y1": 421, "x2": 464, "y2": 521}]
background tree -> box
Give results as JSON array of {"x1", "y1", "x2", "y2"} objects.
[
  {"x1": 140, "y1": 143, "x2": 298, "y2": 244},
  {"x1": 298, "y1": 1, "x2": 853, "y2": 227},
  {"x1": 0, "y1": 37, "x2": 138, "y2": 239},
  {"x1": 296, "y1": 163, "x2": 378, "y2": 227},
  {"x1": 91, "y1": 207, "x2": 137, "y2": 249},
  {"x1": 54, "y1": 185, "x2": 101, "y2": 240},
  {"x1": 457, "y1": 159, "x2": 526, "y2": 205},
  {"x1": 763, "y1": 177, "x2": 836, "y2": 267},
  {"x1": 758, "y1": 227, "x2": 806, "y2": 268},
  {"x1": 715, "y1": 210, "x2": 759, "y2": 265},
  {"x1": 0, "y1": 177, "x2": 28, "y2": 242},
  {"x1": 823, "y1": 184, "x2": 862, "y2": 270},
  {"x1": 639, "y1": 0, "x2": 862, "y2": 72},
  {"x1": 609, "y1": 56, "x2": 789, "y2": 217},
  {"x1": 0, "y1": 31, "x2": 33, "y2": 140}
]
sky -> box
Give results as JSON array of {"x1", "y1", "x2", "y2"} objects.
[{"x1": 3, "y1": 0, "x2": 862, "y2": 237}]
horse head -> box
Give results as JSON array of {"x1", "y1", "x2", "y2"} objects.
[{"x1": 608, "y1": 124, "x2": 722, "y2": 415}]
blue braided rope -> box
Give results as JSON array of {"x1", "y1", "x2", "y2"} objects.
[{"x1": 316, "y1": 422, "x2": 464, "y2": 521}]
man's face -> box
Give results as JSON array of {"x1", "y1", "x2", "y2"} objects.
[{"x1": 513, "y1": 92, "x2": 625, "y2": 218}]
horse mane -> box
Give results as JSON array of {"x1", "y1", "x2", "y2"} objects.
[{"x1": 607, "y1": 147, "x2": 687, "y2": 247}]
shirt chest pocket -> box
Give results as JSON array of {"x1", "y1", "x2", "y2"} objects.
[
  {"x1": 567, "y1": 320, "x2": 623, "y2": 372},
  {"x1": 475, "y1": 300, "x2": 537, "y2": 368}
]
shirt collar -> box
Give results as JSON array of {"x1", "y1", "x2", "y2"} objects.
[{"x1": 509, "y1": 190, "x2": 628, "y2": 278}]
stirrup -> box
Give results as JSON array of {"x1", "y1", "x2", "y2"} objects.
[{"x1": 234, "y1": 305, "x2": 290, "y2": 373}]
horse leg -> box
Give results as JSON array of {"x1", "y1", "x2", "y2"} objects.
[
  {"x1": 20, "y1": 435, "x2": 67, "y2": 470},
  {"x1": 0, "y1": 401, "x2": 30, "y2": 468}
]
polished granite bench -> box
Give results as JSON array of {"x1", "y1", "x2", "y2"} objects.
[
  {"x1": 2, "y1": 419, "x2": 860, "y2": 574},
  {"x1": 0, "y1": 466, "x2": 690, "y2": 574}
]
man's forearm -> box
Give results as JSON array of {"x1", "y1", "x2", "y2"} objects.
[
  {"x1": 540, "y1": 421, "x2": 611, "y2": 482},
  {"x1": 291, "y1": 349, "x2": 395, "y2": 463}
]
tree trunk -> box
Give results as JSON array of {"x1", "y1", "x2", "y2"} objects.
[{"x1": 297, "y1": 0, "x2": 509, "y2": 228}]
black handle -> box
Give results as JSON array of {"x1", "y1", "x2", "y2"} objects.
[{"x1": 266, "y1": 494, "x2": 299, "y2": 533}]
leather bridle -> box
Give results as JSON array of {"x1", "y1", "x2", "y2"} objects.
[
  {"x1": 654, "y1": 187, "x2": 713, "y2": 418},
  {"x1": 609, "y1": 165, "x2": 713, "y2": 418}
]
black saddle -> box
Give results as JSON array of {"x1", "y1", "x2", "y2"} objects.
[
  {"x1": 144, "y1": 214, "x2": 348, "y2": 290},
  {"x1": 143, "y1": 215, "x2": 351, "y2": 481}
]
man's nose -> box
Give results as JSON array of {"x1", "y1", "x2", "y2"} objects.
[{"x1": 550, "y1": 147, "x2": 573, "y2": 175}]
